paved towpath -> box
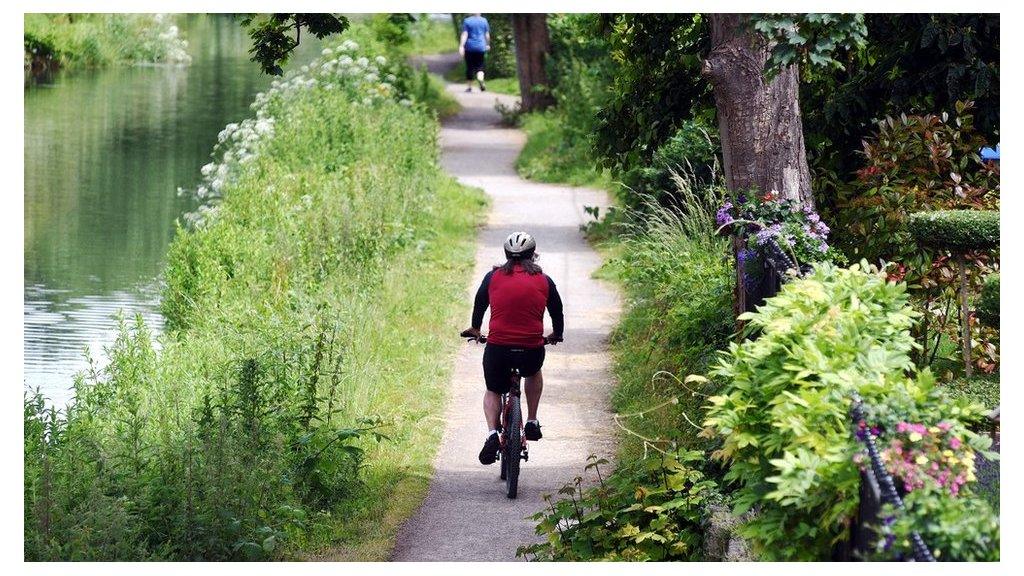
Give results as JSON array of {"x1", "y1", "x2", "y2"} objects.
[{"x1": 391, "y1": 54, "x2": 620, "y2": 561}]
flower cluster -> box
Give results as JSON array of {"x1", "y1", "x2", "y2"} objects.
[
  {"x1": 717, "y1": 193, "x2": 843, "y2": 269},
  {"x1": 180, "y1": 38, "x2": 406, "y2": 226},
  {"x1": 866, "y1": 420, "x2": 977, "y2": 497}
]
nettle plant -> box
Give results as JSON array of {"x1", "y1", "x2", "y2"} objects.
[{"x1": 703, "y1": 262, "x2": 995, "y2": 560}]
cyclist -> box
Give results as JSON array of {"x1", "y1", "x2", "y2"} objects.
[{"x1": 463, "y1": 231, "x2": 564, "y2": 465}]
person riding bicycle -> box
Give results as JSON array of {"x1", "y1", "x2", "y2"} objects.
[{"x1": 463, "y1": 231, "x2": 564, "y2": 465}]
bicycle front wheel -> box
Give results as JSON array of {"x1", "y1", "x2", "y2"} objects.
[{"x1": 504, "y1": 396, "x2": 522, "y2": 499}]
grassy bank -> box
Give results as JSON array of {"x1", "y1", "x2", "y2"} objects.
[
  {"x1": 516, "y1": 111, "x2": 613, "y2": 190},
  {"x1": 594, "y1": 185, "x2": 732, "y2": 462},
  {"x1": 24, "y1": 13, "x2": 190, "y2": 70},
  {"x1": 24, "y1": 32, "x2": 485, "y2": 561}
]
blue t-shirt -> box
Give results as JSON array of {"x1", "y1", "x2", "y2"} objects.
[{"x1": 462, "y1": 15, "x2": 489, "y2": 53}]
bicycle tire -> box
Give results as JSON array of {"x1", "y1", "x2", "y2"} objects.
[
  {"x1": 500, "y1": 452, "x2": 507, "y2": 480},
  {"x1": 505, "y1": 396, "x2": 522, "y2": 499}
]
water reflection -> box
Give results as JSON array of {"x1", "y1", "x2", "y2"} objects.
[{"x1": 24, "y1": 15, "x2": 321, "y2": 407}]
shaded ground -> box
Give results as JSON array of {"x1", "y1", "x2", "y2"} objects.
[{"x1": 391, "y1": 54, "x2": 620, "y2": 561}]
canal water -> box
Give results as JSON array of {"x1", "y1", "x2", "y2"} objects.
[{"x1": 24, "y1": 15, "x2": 320, "y2": 408}]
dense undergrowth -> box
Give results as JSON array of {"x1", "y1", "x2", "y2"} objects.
[
  {"x1": 24, "y1": 13, "x2": 190, "y2": 70},
  {"x1": 24, "y1": 27, "x2": 485, "y2": 560}
]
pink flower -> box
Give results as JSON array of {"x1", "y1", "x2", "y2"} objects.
[
  {"x1": 937, "y1": 422, "x2": 952, "y2": 432},
  {"x1": 897, "y1": 422, "x2": 910, "y2": 433},
  {"x1": 949, "y1": 437, "x2": 962, "y2": 450}
]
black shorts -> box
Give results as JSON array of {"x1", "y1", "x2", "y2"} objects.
[
  {"x1": 464, "y1": 50, "x2": 486, "y2": 80},
  {"x1": 482, "y1": 344, "x2": 545, "y2": 394}
]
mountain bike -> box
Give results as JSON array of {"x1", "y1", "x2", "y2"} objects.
[{"x1": 460, "y1": 330, "x2": 560, "y2": 499}]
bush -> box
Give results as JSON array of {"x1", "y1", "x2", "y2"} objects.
[
  {"x1": 632, "y1": 120, "x2": 719, "y2": 203},
  {"x1": 978, "y1": 273, "x2": 999, "y2": 328},
  {"x1": 518, "y1": 451, "x2": 720, "y2": 561},
  {"x1": 828, "y1": 102, "x2": 999, "y2": 265},
  {"x1": 23, "y1": 13, "x2": 190, "y2": 70},
  {"x1": 906, "y1": 210, "x2": 1000, "y2": 252},
  {"x1": 704, "y1": 262, "x2": 997, "y2": 560}
]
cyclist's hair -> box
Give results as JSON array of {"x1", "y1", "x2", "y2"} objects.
[{"x1": 495, "y1": 253, "x2": 542, "y2": 275}]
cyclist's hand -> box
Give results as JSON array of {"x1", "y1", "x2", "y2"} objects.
[
  {"x1": 461, "y1": 327, "x2": 483, "y2": 342},
  {"x1": 545, "y1": 333, "x2": 563, "y2": 345}
]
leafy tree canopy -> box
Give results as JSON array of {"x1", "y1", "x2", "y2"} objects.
[{"x1": 242, "y1": 13, "x2": 349, "y2": 75}]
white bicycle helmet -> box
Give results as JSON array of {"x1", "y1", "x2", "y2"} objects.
[{"x1": 503, "y1": 231, "x2": 536, "y2": 260}]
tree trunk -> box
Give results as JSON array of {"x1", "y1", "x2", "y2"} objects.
[
  {"x1": 512, "y1": 14, "x2": 555, "y2": 112},
  {"x1": 702, "y1": 14, "x2": 813, "y2": 205}
]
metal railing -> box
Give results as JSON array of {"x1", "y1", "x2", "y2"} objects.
[{"x1": 849, "y1": 394, "x2": 936, "y2": 562}]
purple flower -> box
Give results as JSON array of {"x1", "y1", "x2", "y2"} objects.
[
  {"x1": 755, "y1": 224, "x2": 783, "y2": 246},
  {"x1": 716, "y1": 202, "x2": 735, "y2": 227}
]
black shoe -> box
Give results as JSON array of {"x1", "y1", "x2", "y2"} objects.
[
  {"x1": 479, "y1": 82, "x2": 487, "y2": 92},
  {"x1": 479, "y1": 432, "x2": 500, "y2": 465},
  {"x1": 465, "y1": 87, "x2": 472, "y2": 93},
  {"x1": 524, "y1": 421, "x2": 542, "y2": 441}
]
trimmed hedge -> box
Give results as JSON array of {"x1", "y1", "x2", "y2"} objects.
[
  {"x1": 945, "y1": 376, "x2": 1000, "y2": 412},
  {"x1": 978, "y1": 273, "x2": 1000, "y2": 328},
  {"x1": 906, "y1": 210, "x2": 1000, "y2": 251}
]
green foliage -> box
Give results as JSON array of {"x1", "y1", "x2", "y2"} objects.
[
  {"x1": 755, "y1": 14, "x2": 867, "y2": 75},
  {"x1": 804, "y1": 14, "x2": 999, "y2": 186},
  {"x1": 830, "y1": 102, "x2": 999, "y2": 265},
  {"x1": 242, "y1": 13, "x2": 348, "y2": 75},
  {"x1": 906, "y1": 210, "x2": 1000, "y2": 252},
  {"x1": 518, "y1": 451, "x2": 720, "y2": 561},
  {"x1": 514, "y1": 15, "x2": 617, "y2": 190},
  {"x1": 23, "y1": 13, "x2": 191, "y2": 70},
  {"x1": 977, "y1": 273, "x2": 999, "y2": 328},
  {"x1": 594, "y1": 14, "x2": 713, "y2": 179},
  {"x1": 24, "y1": 34, "x2": 486, "y2": 560},
  {"x1": 633, "y1": 120, "x2": 719, "y2": 204},
  {"x1": 704, "y1": 262, "x2": 995, "y2": 560},
  {"x1": 876, "y1": 484, "x2": 999, "y2": 561}
]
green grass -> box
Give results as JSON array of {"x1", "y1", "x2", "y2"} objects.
[
  {"x1": 24, "y1": 32, "x2": 486, "y2": 560},
  {"x1": 517, "y1": 111, "x2": 614, "y2": 190},
  {"x1": 406, "y1": 66, "x2": 460, "y2": 119},
  {"x1": 24, "y1": 13, "x2": 190, "y2": 69}
]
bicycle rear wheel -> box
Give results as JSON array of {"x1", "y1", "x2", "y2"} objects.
[{"x1": 504, "y1": 396, "x2": 522, "y2": 499}]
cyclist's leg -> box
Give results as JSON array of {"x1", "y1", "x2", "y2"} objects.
[
  {"x1": 524, "y1": 370, "x2": 543, "y2": 422},
  {"x1": 482, "y1": 344, "x2": 512, "y2": 430},
  {"x1": 519, "y1": 346, "x2": 546, "y2": 423},
  {"x1": 483, "y1": 391, "x2": 501, "y2": 431}
]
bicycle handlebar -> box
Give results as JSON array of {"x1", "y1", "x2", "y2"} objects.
[{"x1": 459, "y1": 330, "x2": 562, "y2": 345}]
